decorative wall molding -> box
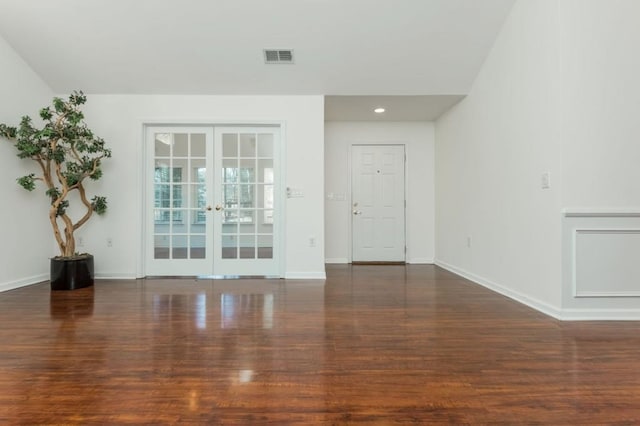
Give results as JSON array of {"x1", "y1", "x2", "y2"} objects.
[
  {"x1": 572, "y1": 228, "x2": 640, "y2": 298},
  {"x1": 562, "y1": 211, "x2": 640, "y2": 319},
  {"x1": 563, "y1": 208, "x2": 640, "y2": 218}
]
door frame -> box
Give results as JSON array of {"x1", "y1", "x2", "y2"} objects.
[
  {"x1": 140, "y1": 120, "x2": 287, "y2": 278},
  {"x1": 348, "y1": 143, "x2": 407, "y2": 263}
]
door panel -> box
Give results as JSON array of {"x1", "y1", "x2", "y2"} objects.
[
  {"x1": 213, "y1": 127, "x2": 280, "y2": 276},
  {"x1": 352, "y1": 145, "x2": 405, "y2": 262},
  {"x1": 147, "y1": 128, "x2": 214, "y2": 276}
]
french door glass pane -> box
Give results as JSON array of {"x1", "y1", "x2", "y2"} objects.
[
  {"x1": 153, "y1": 132, "x2": 207, "y2": 260},
  {"x1": 191, "y1": 134, "x2": 206, "y2": 156},
  {"x1": 258, "y1": 235, "x2": 273, "y2": 259},
  {"x1": 222, "y1": 134, "x2": 238, "y2": 157},
  {"x1": 217, "y1": 131, "x2": 275, "y2": 265},
  {"x1": 155, "y1": 134, "x2": 171, "y2": 157},
  {"x1": 172, "y1": 235, "x2": 188, "y2": 259},
  {"x1": 222, "y1": 235, "x2": 237, "y2": 259},
  {"x1": 173, "y1": 134, "x2": 188, "y2": 156},
  {"x1": 191, "y1": 235, "x2": 205, "y2": 259},
  {"x1": 239, "y1": 235, "x2": 255, "y2": 259},
  {"x1": 257, "y1": 133, "x2": 273, "y2": 157},
  {"x1": 239, "y1": 134, "x2": 256, "y2": 157}
]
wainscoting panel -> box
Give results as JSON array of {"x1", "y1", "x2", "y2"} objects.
[
  {"x1": 574, "y1": 229, "x2": 640, "y2": 297},
  {"x1": 563, "y1": 210, "x2": 640, "y2": 319}
]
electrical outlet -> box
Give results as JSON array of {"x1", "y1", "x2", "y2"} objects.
[
  {"x1": 309, "y1": 236, "x2": 316, "y2": 247},
  {"x1": 107, "y1": 237, "x2": 113, "y2": 247}
]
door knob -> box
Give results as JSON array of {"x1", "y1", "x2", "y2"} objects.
[
  {"x1": 206, "y1": 205, "x2": 212, "y2": 211},
  {"x1": 215, "y1": 205, "x2": 224, "y2": 211},
  {"x1": 353, "y1": 210, "x2": 362, "y2": 215}
]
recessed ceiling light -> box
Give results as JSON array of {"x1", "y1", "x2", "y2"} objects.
[{"x1": 374, "y1": 107, "x2": 386, "y2": 114}]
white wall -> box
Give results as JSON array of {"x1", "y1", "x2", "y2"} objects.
[
  {"x1": 559, "y1": 0, "x2": 640, "y2": 208},
  {"x1": 79, "y1": 95, "x2": 325, "y2": 279},
  {"x1": 0, "y1": 35, "x2": 53, "y2": 291},
  {"x1": 558, "y1": 0, "x2": 640, "y2": 317},
  {"x1": 324, "y1": 121, "x2": 435, "y2": 264},
  {"x1": 435, "y1": 0, "x2": 563, "y2": 315}
]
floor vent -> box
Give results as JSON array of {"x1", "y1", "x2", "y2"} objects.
[{"x1": 264, "y1": 49, "x2": 294, "y2": 64}]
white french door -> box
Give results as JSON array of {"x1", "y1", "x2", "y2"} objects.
[
  {"x1": 351, "y1": 145, "x2": 406, "y2": 262},
  {"x1": 145, "y1": 126, "x2": 281, "y2": 277},
  {"x1": 213, "y1": 127, "x2": 280, "y2": 276}
]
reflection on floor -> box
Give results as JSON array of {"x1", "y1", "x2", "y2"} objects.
[{"x1": 0, "y1": 264, "x2": 639, "y2": 423}]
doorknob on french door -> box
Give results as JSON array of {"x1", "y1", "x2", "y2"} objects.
[
  {"x1": 215, "y1": 205, "x2": 224, "y2": 211},
  {"x1": 353, "y1": 210, "x2": 362, "y2": 215},
  {"x1": 206, "y1": 205, "x2": 212, "y2": 211}
]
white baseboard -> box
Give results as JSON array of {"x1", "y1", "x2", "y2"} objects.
[
  {"x1": 0, "y1": 274, "x2": 48, "y2": 293},
  {"x1": 408, "y1": 258, "x2": 434, "y2": 264},
  {"x1": 325, "y1": 258, "x2": 349, "y2": 264},
  {"x1": 284, "y1": 272, "x2": 327, "y2": 280},
  {"x1": 95, "y1": 272, "x2": 138, "y2": 280},
  {"x1": 435, "y1": 259, "x2": 563, "y2": 320},
  {"x1": 560, "y1": 309, "x2": 640, "y2": 321},
  {"x1": 436, "y1": 259, "x2": 640, "y2": 321},
  {"x1": 325, "y1": 258, "x2": 435, "y2": 264}
]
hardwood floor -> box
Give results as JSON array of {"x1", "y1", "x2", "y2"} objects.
[{"x1": 1, "y1": 264, "x2": 639, "y2": 424}]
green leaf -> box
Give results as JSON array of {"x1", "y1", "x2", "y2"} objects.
[
  {"x1": 91, "y1": 196, "x2": 107, "y2": 215},
  {"x1": 0, "y1": 124, "x2": 17, "y2": 139},
  {"x1": 17, "y1": 174, "x2": 36, "y2": 191},
  {"x1": 52, "y1": 97, "x2": 65, "y2": 113},
  {"x1": 39, "y1": 107, "x2": 53, "y2": 121},
  {"x1": 46, "y1": 187, "x2": 62, "y2": 203},
  {"x1": 56, "y1": 200, "x2": 69, "y2": 217}
]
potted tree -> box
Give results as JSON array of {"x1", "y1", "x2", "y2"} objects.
[{"x1": 0, "y1": 91, "x2": 111, "y2": 290}]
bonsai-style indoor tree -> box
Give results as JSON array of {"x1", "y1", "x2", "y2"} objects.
[{"x1": 0, "y1": 91, "x2": 111, "y2": 290}]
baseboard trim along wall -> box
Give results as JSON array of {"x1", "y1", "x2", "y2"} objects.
[
  {"x1": 436, "y1": 259, "x2": 640, "y2": 321},
  {"x1": 324, "y1": 258, "x2": 434, "y2": 265},
  {"x1": 407, "y1": 258, "x2": 434, "y2": 264},
  {"x1": 284, "y1": 272, "x2": 327, "y2": 280},
  {"x1": 435, "y1": 260, "x2": 564, "y2": 320},
  {"x1": 0, "y1": 274, "x2": 48, "y2": 293},
  {"x1": 95, "y1": 273, "x2": 138, "y2": 280},
  {"x1": 324, "y1": 258, "x2": 349, "y2": 264}
]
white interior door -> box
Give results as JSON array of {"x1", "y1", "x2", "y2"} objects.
[
  {"x1": 351, "y1": 145, "x2": 406, "y2": 262},
  {"x1": 146, "y1": 127, "x2": 214, "y2": 276},
  {"x1": 213, "y1": 127, "x2": 281, "y2": 276},
  {"x1": 145, "y1": 126, "x2": 281, "y2": 277}
]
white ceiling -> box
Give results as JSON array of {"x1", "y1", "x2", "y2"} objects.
[
  {"x1": 325, "y1": 95, "x2": 465, "y2": 121},
  {"x1": 0, "y1": 0, "x2": 514, "y2": 120}
]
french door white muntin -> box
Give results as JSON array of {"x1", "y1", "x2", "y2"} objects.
[{"x1": 144, "y1": 125, "x2": 282, "y2": 277}]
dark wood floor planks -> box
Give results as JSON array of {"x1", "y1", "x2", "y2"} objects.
[{"x1": 0, "y1": 264, "x2": 639, "y2": 424}]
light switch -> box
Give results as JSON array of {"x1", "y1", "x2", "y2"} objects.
[
  {"x1": 541, "y1": 172, "x2": 551, "y2": 189},
  {"x1": 287, "y1": 187, "x2": 304, "y2": 198}
]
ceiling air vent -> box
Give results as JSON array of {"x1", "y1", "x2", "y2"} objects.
[{"x1": 264, "y1": 49, "x2": 294, "y2": 64}]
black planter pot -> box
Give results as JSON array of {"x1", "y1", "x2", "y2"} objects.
[{"x1": 50, "y1": 254, "x2": 95, "y2": 291}]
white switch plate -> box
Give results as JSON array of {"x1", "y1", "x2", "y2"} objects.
[
  {"x1": 287, "y1": 187, "x2": 304, "y2": 198},
  {"x1": 541, "y1": 172, "x2": 551, "y2": 189}
]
